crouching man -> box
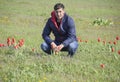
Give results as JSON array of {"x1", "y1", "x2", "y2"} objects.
[{"x1": 41, "y1": 3, "x2": 78, "y2": 57}]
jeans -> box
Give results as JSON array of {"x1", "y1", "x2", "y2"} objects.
[{"x1": 40, "y1": 41, "x2": 78, "y2": 56}]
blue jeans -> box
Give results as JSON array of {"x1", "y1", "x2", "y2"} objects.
[{"x1": 41, "y1": 41, "x2": 78, "y2": 56}]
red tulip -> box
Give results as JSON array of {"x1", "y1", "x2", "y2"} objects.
[
  {"x1": 108, "y1": 41, "x2": 112, "y2": 44},
  {"x1": 14, "y1": 45, "x2": 19, "y2": 49},
  {"x1": 0, "y1": 44, "x2": 2, "y2": 47},
  {"x1": 118, "y1": 50, "x2": 120, "y2": 55},
  {"x1": 77, "y1": 37, "x2": 81, "y2": 42},
  {"x1": 18, "y1": 42, "x2": 23, "y2": 47},
  {"x1": 111, "y1": 47, "x2": 115, "y2": 52},
  {"x1": 113, "y1": 41, "x2": 117, "y2": 45},
  {"x1": 2, "y1": 44, "x2": 5, "y2": 47},
  {"x1": 0, "y1": 44, "x2": 6, "y2": 47},
  {"x1": 98, "y1": 38, "x2": 101, "y2": 42},
  {"x1": 7, "y1": 37, "x2": 10, "y2": 42},
  {"x1": 100, "y1": 64, "x2": 105, "y2": 68},
  {"x1": 18, "y1": 39, "x2": 24, "y2": 47},
  {"x1": 11, "y1": 38, "x2": 16, "y2": 45},
  {"x1": 7, "y1": 37, "x2": 11, "y2": 46},
  {"x1": 80, "y1": 39, "x2": 82, "y2": 42},
  {"x1": 20, "y1": 39, "x2": 24, "y2": 43},
  {"x1": 32, "y1": 48, "x2": 35, "y2": 52},
  {"x1": 3, "y1": 44, "x2": 7, "y2": 47},
  {"x1": 7, "y1": 41, "x2": 11, "y2": 46},
  {"x1": 103, "y1": 40, "x2": 106, "y2": 45},
  {"x1": 85, "y1": 40, "x2": 88, "y2": 43},
  {"x1": 116, "y1": 36, "x2": 120, "y2": 40}
]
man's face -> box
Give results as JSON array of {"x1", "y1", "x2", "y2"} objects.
[{"x1": 55, "y1": 8, "x2": 65, "y2": 20}]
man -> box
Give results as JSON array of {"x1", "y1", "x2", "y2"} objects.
[{"x1": 41, "y1": 3, "x2": 78, "y2": 57}]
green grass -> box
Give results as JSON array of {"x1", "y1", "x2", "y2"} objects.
[{"x1": 0, "y1": 0, "x2": 120, "y2": 82}]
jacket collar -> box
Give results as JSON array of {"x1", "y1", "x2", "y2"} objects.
[{"x1": 51, "y1": 11, "x2": 66, "y2": 30}]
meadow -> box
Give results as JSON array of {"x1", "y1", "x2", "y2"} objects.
[{"x1": 0, "y1": 0, "x2": 120, "y2": 82}]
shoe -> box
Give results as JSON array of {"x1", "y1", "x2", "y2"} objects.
[{"x1": 67, "y1": 54, "x2": 73, "y2": 58}]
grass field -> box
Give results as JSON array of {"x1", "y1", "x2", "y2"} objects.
[{"x1": 0, "y1": 0, "x2": 120, "y2": 82}]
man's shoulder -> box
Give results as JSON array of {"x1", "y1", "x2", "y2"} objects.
[
  {"x1": 45, "y1": 17, "x2": 52, "y2": 22},
  {"x1": 64, "y1": 14, "x2": 73, "y2": 21},
  {"x1": 64, "y1": 14, "x2": 74, "y2": 24}
]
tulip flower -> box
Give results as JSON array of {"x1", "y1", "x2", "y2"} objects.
[
  {"x1": 103, "y1": 40, "x2": 106, "y2": 45},
  {"x1": 98, "y1": 38, "x2": 101, "y2": 42},
  {"x1": 77, "y1": 37, "x2": 81, "y2": 42},
  {"x1": 100, "y1": 64, "x2": 105, "y2": 68},
  {"x1": 20, "y1": 39, "x2": 24, "y2": 43},
  {"x1": 0, "y1": 44, "x2": 2, "y2": 47},
  {"x1": 0, "y1": 44, "x2": 4, "y2": 47},
  {"x1": 0, "y1": 44, "x2": 6, "y2": 47},
  {"x1": 118, "y1": 50, "x2": 120, "y2": 55},
  {"x1": 116, "y1": 36, "x2": 120, "y2": 40},
  {"x1": 80, "y1": 39, "x2": 82, "y2": 42},
  {"x1": 11, "y1": 38, "x2": 16, "y2": 45},
  {"x1": 14, "y1": 45, "x2": 19, "y2": 49},
  {"x1": 77, "y1": 37, "x2": 83, "y2": 42},
  {"x1": 7, "y1": 37, "x2": 10, "y2": 42},
  {"x1": 7, "y1": 37, "x2": 11, "y2": 46},
  {"x1": 32, "y1": 48, "x2": 35, "y2": 52},
  {"x1": 18, "y1": 42, "x2": 23, "y2": 47},
  {"x1": 108, "y1": 41, "x2": 112, "y2": 44},
  {"x1": 113, "y1": 41, "x2": 117, "y2": 45},
  {"x1": 18, "y1": 39, "x2": 24, "y2": 47},
  {"x1": 111, "y1": 47, "x2": 115, "y2": 52},
  {"x1": 85, "y1": 40, "x2": 88, "y2": 43}
]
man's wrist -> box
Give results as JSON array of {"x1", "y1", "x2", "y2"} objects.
[
  {"x1": 51, "y1": 42, "x2": 57, "y2": 49},
  {"x1": 60, "y1": 44, "x2": 64, "y2": 48},
  {"x1": 51, "y1": 42, "x2": 54, "y2": 45}
]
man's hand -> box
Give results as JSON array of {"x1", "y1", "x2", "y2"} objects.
[
  {"x1": 56, "y1": 44, "x2": 64, "y2": 52},
  {"x1": 51, "y1": 42, "x2": 64, "y2": 54},
  {"x1": 51, "y1": 42, "x2": 58, "y2": 54},
  {"x1": 51, "y1": 42, "x2": 57, "y2": 50}
]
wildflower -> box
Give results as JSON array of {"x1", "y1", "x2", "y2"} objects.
[
  {"x1": 77, "y1": 37, "x2": 81, "y2": 42},
  {"x1": 103, "y1": 40, "x2": 106, "y2": 45},
  {"x1": 116, "y1": 36, "x2": 120, "y2": 40},
  {"x1": 14, "y1": 45, "x2": 19, "y2": 49},
  {"x1": 18, "y1": 39, "x2": 24, "y2": 47},
  {"x1": 80, "y1": 39, "x2": 82, "y2": 42},
  {"x1": 111, "y1": 47, "x2": 115, "y2": 52},
  {"x1": 0, "y1": 43, "x2": 5, "y2": 47},
  {"x1": 20, "y1": 39, "x2": 24, "y2": 43},
  {"x1": 108, "y1": 41, "x2": 112, "y2": 44},
  {"x1": 98, "y1": 38, "x2": 101, "y2": 42},
  {"x1": 54, "y1": 51, "x2": 59, "y2": 55},
  {"x1": 39, "y1": 80, "x2": 42, "y2": 82},
  {"x1": 7, "y1": 37, "x2": 11, "y2": 46},
  {"x1": 7, "y1": 37, "x2": 10, "y2": 42},
  {"x1": 11, "y1": 38, "x2": 16, "y2": 45},
  {"x1": 118, "y1": 50, "x2": 120, "y2": 55},
  {"x1": 18, "y1": 42, "x2": 23, "y2": 47},
  {"x1": 100, "y1": 64, "x2": 105, "y2": 68},
  {"x1": 85, "y1": 40, "x2": 88, "y2": 43},
  {"x1": 32, "y1": 48, "x2": 35, "y2": 52},
  {"x1": 2, "y1": 44, "x2": 6, "y2": 47},
  {"x1": 0, "y1": 44, "x2": 2, "y2": 47},
  {"x1": 3, "y1": 44, "x2": 5, "y2": 47},
  {"x1": 113, "y1": 41, "x2": 117, "y2": 45},
  {"x1": 43, "y1": 77, "x2": 47, "y2": 80}
]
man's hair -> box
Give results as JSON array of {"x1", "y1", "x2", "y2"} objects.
[{"x1": 54, "y1": 3, "x2": 65, "y2": 10}]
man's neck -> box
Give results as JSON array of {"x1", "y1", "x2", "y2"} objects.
[{"x1": 57, "y1": 19, "x2": 61, "y2": 23}]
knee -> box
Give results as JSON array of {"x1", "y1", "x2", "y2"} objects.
[
  {"x1": 68, "y1": 41, "x2": 78, "y2": 50},
  {"x1": 40, "y1": 42, "x2": 51, "y2": 54},
  {"x1": 41, "y1": 42, "x2": 49, "y2": 51}
]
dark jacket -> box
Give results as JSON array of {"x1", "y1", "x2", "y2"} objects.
[{"x1": 42, "y1": 11, "x2": 77, "y2": 47}]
